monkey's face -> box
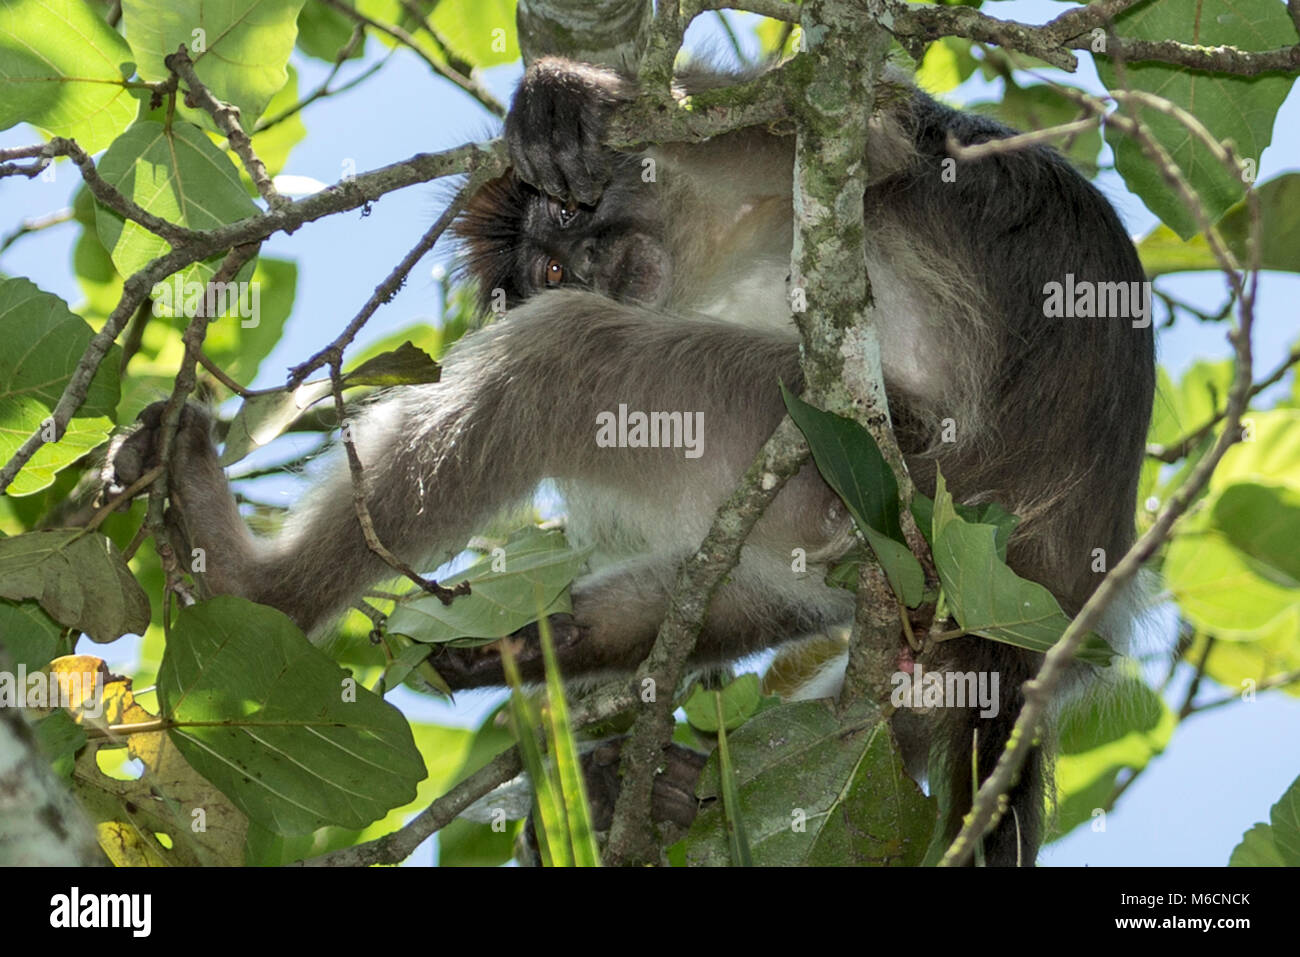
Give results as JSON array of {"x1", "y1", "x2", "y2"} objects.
[{"x1": 456, "y1": 163, "x2": 671, "y2": 313}]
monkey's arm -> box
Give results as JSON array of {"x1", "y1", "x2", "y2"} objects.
[
  {"x1": 506, "y1": 58, "x2": 919, "y2": 216},
  {"x1": 115, "y1": 291, "x2": 844, "y2": 643}
]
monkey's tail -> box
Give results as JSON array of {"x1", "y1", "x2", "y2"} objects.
[{"x1": 935, "y1": 640, "x2": 1044, "y2": 867}]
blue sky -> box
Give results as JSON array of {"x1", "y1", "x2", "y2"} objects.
[{"x1": 2, "y1": 1, "x2": 1298, "y2": 866}]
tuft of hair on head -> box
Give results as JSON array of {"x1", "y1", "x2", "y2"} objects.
[{"x1": 451, "y1": 171, "x2": 534, "y2": 315}]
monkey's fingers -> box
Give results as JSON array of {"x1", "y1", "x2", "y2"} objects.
[
  {"x1": 106, "y1": 401, "x2": 214, "y2": 491},
  {"x1": 504, "y1": 58, "x2": 624, "y2": 205}
]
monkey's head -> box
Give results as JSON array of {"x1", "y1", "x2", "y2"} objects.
[{"x1": 455, "y1": 160, "x2": 671, "y2": 314}]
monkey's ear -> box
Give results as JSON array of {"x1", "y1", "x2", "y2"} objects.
[
  {"x1": 454, "y1": 172, "x2": 532, "y2": 313},
  {"x1": 504, "y1": 58, "x2": 632, "y2": 205}
]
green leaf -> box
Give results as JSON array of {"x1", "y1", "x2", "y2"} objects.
[
  {"x1": 387, "y1": 527, "x2": 593, "y2": 644},
  {"x1": 713, "y1": 691, "x2": 753, "y2": 866},
  {"x1": 1218, "y1": 174, "x2": 1300, "y2": 274},
  {"x1": 1190, "y1": 627, "x2": 1300, "y2": 703},
  {"x1": 244, "y1": 721, "x2": 472, "y2": 865},
  {"x1": 1229, "y1": 773, "x2": 1300, "y2": 866},
  {"x1": 344, "y1": 341, "x2": 441, "y2": 387},
  {"x1": 1148, "y1": 360, "x2": 1235, "y2": 449},
  {"x1": 32, "y1": 710, "x2": 86, "y2": 778},
  {"x1": 1212, "y1": 483, "x2": 1300, "y2": 586},
  {"x1": 0, "y1": 598, "x2": 64, "y2": 670},
  {"x1": 0, "y1": 0, "x2": 135, "y2": 153},
  {"x1": 683, "y1": 673, "x2": 764, "y2": 732},
  {"x1": 0, "y1": 277, "x2": 120, "y2": 495},
  {"x1": 781, "y1": 386, "x2": 925, "y2": 606},
  {"x1": 538, "y1": 617, "x2": 600, "y2": 866},
  {"x1": 437, "y1": 816, "x2": 519, "y2": 866},
  {"x1": 347, "y1": 319, "x2": 460, "y2": 366},
  {"x1": 120, "y1": 0, "x2": 306, "y2": 128},
  {"x1": 158, "y1": 597, "x2": 426, "y2": 835},
  {"x1": 1099, "y1": 0, "x2": 1297, "y2": 239},
  {"x1": 217, "y1": 378, "x2": 333, "y2": 466},
  {"x1": 915, "y1": 37, "x2": 978, "y2": 95},
  {"x1": 94, "y1": 120, "x2": 260, "y2": 288},
  {"x1": 1049, "y1": 674, "x2": 1174, "y2": 840},
  {"x1": 910, "y1": 494, "x2": 1019, "y2": 560},
  {"x1": 1135, "y1": 224, "x2": 1216, "y2": 276},
  {"x1": 1139, "y1": 174, "x2": 1300, "y2": 276},
  {"x1": 296, "y1": 0, "x2": 364, "y2": 62},
  {"x1": 500, "y1": 647, "x2": 570, "y2": 865},
  {"x1": 782, "y1": 386, "x2": 901, "y2": 539},
  {"x1": 0, "y1": 530, "x2": 149, "y2": 642},
  {"x1": 377, "y1": 638, "x2": 433, "y2": 694},
  {"x1": 686, "y1": 699, "x2": 934, "y2": 866},
  {"x1": 201, "y1": 256, "x2": 297, "y2": 386},
  {"x1": 931, "y1": 471, "x2": 1114, "y2": 664},
  {"x1": 1230, "y1": 823, "x2": 1287, "y2": 866},
  {"x1": 1209, "y1": 410, "x2": 1300, "y2": 493},
  {"x1": 1165, "y1": 482, "x2": 1300, "y2": 639},
  {"x1": 429, "y1": 0, "x2": 518, "y2": 68}
]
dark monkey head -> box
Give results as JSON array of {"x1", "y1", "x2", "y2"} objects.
[{"x1": 456, "y1": 158, "x2": 671, "y2": 312}]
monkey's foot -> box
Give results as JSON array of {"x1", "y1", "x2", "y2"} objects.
[
  {"x1": 430, "y1": 614, "x2": 588, "y2": 689},
  {"x1": 106, "y1": 400, "x2": 213, "y2": 492},
  {"x1": 582, "y1": 738, "x2": 706, "y2": 832}
]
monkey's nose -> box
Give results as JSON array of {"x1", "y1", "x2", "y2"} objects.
[{"x1": 570, "y1": 238, "x2": 598, "y2": 281}]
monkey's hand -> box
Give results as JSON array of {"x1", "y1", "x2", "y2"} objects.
[
  {"x1": 107, "y1": 400, "x2": 260, "y2": 599},
  {"x1": 504, "y1": 57, "x2": 632, "y2": 206},
  {"x1": 108, "y1": 400, "x2": 215, "y2": 494}
]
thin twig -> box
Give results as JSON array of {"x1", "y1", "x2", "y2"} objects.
[
  {"x1": 300, "y1": 677, "x2": 639, "y2": 866},
  {"x1": 165, "y1": 47, "x2": 290, "y2": 212},
  {"x1": 1148, "y1": 341, "x2": 1300, "y2": 463},
  {"x1": 947, "y1": 115, "x2": 1101, "y2": 160},
  {"x1": 0, "y1": 207, "x2": 74, "y2": 257},
  {"x1": 254, "y1": 25, "x2": 374, "y2": 133},
  {"x1": 1, "y1": 139, "x2": 198, "y2": 245},
  {"x1": 195, "y1": 350, "x2": 254, "y2": 398},
  {"x1": 327, "y1": 359, "x2": 471, "y2": 606},
  {"x1": 288, "y1": 175, "x2": 484, "y2": 385},
  {"x1": 318, "y1": 0, "x2": 505, "y2": 116},
  {"x1": 146, "y1": 243, "x2": 264, "y2": 606},
  {"x1": 1187, "y1": 669, "x2": 1300, "y2": 715}
]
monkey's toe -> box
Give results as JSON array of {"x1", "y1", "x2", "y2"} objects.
[{"x1": 430, "y1": 614, "x2": 588, "y2": 689}]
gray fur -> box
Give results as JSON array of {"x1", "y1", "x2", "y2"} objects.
[{"x1": 117, "y1": 60, "x2": 1156, "y2": 865}]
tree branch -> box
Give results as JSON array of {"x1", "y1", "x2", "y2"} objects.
[
  {"x1": 604, "y1": 416, "x2": 813, "y2": 865},
  {"x1": 165, "y1": 46, "x2": 289, "y2": 211},
  {"x1": 0, "y1": 139, "x2": 502, "y2": 494}
]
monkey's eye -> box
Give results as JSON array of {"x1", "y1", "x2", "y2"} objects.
[
  {"x1": 549, "y1": 196, "x2": 580, "y2": 228},
  {"x1": 544, "y1": 258, "x2": 566, "y2": 286}
]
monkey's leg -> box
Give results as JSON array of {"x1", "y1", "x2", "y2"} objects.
[{"x1": 431, "y1": 551, "x2": 854, "y2": 689}]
